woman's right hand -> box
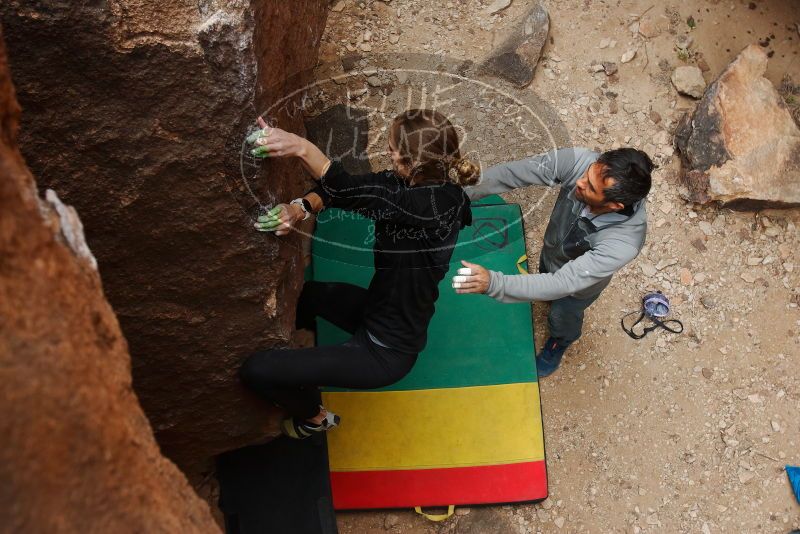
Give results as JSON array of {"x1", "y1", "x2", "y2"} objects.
[
  {"x1": 254, "y1": 203, "x2": 305, "y2": 236},
  {"x1": 250, "y1": 117, "x2": 304, "y2": 159}
]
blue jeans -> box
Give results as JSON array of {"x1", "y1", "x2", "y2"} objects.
[
  {"x1": 547, "y1": 293, "x2": 601, "y2": 345},
  {"x1": 539, "y1": 258, "x2": 601, "y2": 345}
]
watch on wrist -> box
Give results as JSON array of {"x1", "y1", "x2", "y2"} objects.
[{"x1": 290, "y1": 198, "x2": 312, "y2": 221}]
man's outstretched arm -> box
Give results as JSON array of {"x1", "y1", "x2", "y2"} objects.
[
  {"x1": 466, "y1": 147, "x2": 597, "y2": 200},
  {"x1": 453, "y1": 239, "x2": 639, "y2": 302}
]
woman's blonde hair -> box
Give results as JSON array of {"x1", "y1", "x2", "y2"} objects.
[{"x1": 389, "y1": 109, "x2": 480, "y2": 187}]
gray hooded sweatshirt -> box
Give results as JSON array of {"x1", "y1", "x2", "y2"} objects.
[{"x1": 466, "y1": 147, "x2": 648, "y2": 302}]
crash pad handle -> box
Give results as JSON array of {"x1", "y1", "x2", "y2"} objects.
[
  {"x1": 414, "y1": 505, "x2": 455, "y2": 521},
  {"x1": 516, "y1": 254, "x2": 528, "y2": 274}
]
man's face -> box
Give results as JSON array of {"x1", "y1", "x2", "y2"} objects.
[{"x1": 575, "y1": 163, "x2": 618, "y2": 209}]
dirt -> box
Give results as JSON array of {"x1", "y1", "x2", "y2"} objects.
[{"x1": 316, "y1": 1, "x2": 800, "y2": 532}]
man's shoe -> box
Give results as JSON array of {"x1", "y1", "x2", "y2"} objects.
[{"x1": 536, "y1": 337, "x2": 571, "y2": 378}]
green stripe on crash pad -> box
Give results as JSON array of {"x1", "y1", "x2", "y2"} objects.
[{"x1": 313, "y1": 202, "x2": 536, "y2": 391}]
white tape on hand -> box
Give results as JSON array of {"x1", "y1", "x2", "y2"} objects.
[
  {"x1": 457, "y1": 267, "x2": 472, "y2": 276},
  {"x1": 452, "y1": 275, "x2": 468, "y2": 283},
  {"x1": 452, "y1": 282, "x2": 462, "y2": 289}
]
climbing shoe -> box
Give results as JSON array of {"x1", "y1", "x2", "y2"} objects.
[
  {"x1": 280, "y1": 409, "x2": 340, "y2": 440},
  {"x1": 535, "y1": 337, "x2": 571, "y2": 378}
]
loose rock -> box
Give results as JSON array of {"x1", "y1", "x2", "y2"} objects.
[
  {"x1": 671, "y1": 66, "x2": 707, "y2": 98},
  {"x1": 691, "y1": 238, "x2": 707, "y2": 252},
  {"x1": 384, "y1": 514, "x2": 399, "y2": 529},
  {"x1": 640, "y1": 262, "x2": 657, "y2": 277},
  {"x1": 480, "y1": 3, "x2": 550, "y2": 87},
  {"x1": 486, "y1": 0, "x2": 513, "y2": 15},
  {"x1": 656, "y1": 258, "x2": 678, "y2": 270},
  {"x1": 698, "y1": 221, "x2": 714, "y2": 236},
  {"x1": 675, "y1": 34, "x2": 693, "y2": 50},
  {"x1": 621, "y1": 49, "x2": 636, "y2": 63},
  {"x1": 701, "y1": 295, "x2": 717, "y2": 309},
  {"x1": 649, "y1": 110, "x2": 662, "y2": 124},
  {"x1": 638, "y1": 17, "x2": 662, "y2": 38},
  {"x1": 602, "y1": 61, "x2": 618, "y2": 75}
]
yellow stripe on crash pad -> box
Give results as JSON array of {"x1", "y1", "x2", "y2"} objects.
[{"x1": 322, "y1": 382, "x2": 543, "y2": 472}]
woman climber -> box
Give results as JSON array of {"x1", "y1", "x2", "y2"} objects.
[{"x1": 239, "y1": 109, "x2": 478, "y2": 439}]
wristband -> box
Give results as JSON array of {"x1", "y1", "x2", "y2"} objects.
[{"x1": 290, "y1": 198, "x2": 312, "y2": 221}]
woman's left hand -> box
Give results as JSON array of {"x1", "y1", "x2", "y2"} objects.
[
  {"x1": 249, "y1": 117, "x2": 303, "y2": 158},
  {"x1": 254, "y1": 203, "x2": 304, "y2": 236}
]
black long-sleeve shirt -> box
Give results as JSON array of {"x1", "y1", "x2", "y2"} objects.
[{"x1": 311, "y1": 162, "x2": 472, "y2": 354}]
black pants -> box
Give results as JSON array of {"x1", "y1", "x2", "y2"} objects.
[{"x1": 240, "y1": 281, "x2": 418, "y2": 420}]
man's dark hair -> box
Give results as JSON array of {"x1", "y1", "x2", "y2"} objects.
[{"x1": 596, "y1": 148, "x2": 654, "y2": 206}]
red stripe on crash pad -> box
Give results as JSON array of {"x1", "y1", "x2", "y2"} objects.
[{"x1": 330, "y1": 460, "x2": 547, "y2": 509}]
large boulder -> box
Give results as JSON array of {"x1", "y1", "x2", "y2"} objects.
[
  {"x1": 479, "y1": 3, "x2": 550, "y2": 88},
  {"x1": 0, "y1": 1, "x2": 329, "y2": 477},
  {"x1": 675, "y1": 44, "x2": 800, "y2": 209},
  {"x1": 0, "y1": 31, "x2": 218, "y2": 533}
]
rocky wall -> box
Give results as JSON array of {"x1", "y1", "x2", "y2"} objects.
[
  {"x1": 0, "y1": 29, "x2": 219, "y2": 533},
  {"x1": 0, "y1": 0, "x2": 330, "y2": 477}
]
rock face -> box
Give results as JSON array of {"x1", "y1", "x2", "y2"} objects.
[
  {"x1": 675, "y1": 45, "x2": 800, "y2": 209},
  {"x1": 480, "y1": 3, "x2": 550, "y2": 87},
  {"x1": 0, "y1": 1, "x2": 329, "y2": 477},
  {"x1": 0, "y1": 32, "x2": 218, "y2": 533}
]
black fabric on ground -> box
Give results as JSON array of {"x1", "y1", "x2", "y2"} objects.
[{"x1": 216, "y1": 435, "x2": 338, "y2": 534}]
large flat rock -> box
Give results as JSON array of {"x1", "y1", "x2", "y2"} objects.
[{"x1": 675, "y1": 44, "x2": 800, "y2": 209}]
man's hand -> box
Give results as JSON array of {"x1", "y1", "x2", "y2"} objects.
[
  {"x1": 248, "y1": 117, "x2": 303, "y2": 159},
  {"x1": 254, "y1": 203, "x2": 304, "y2": 236},
  {"x1": 451, "y1": 260, "x2": 490, "y2": 294}
]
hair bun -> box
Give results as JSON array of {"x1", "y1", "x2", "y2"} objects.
[{"x1": 448, "y1": 157, "x2": 480, "y2": 187}]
